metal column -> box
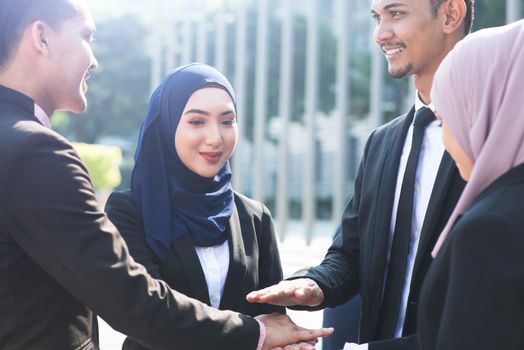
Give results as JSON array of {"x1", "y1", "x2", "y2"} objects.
[
  {"x1": 232, "y1": 0, "x2": 248, "y2": 192},
  {"x1": 214, "y1": 1, "x2": 227, "y2": 73},
  {"x1": 196, "y1": 0, "x2": 208, "y2": 63},
  {"x1": 181, "y1": 1, "x2": 193, "y2": 64},
  {"x1": 303, "y1": 0, "x2": 319, "y2": 245},
  {"x1": 276, "y1": 0, "x2": 294, "y2": 241},
  {"x1": 253, "y1": 0, "x2": 269, "y2": 201},
  {"x1": 506, "y1": 0, "x2": 522, "y2": 23},
  {"x1": 333, "y1": 0, "x2": 350, "y2": 223}
]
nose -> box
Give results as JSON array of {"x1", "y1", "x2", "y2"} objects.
[
  {"x1": 90, "y1": 53, "x2": 99, "y2": 71},
  {"x1": 205, "y1": 122, "x2": 223, "y2": 148},
  {"x1": 374, "y1": 18, "x2": 394, "y2": 46}
]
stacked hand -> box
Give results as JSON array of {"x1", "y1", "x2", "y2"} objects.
[
  {"x1": 256, "y1": 313, "x2": 333, "y2": 350},
  {"x1": 246, "y1": 278, "x2": 324, "y2": 307},
  {"x1": 248, "y1": 279, "x2": 331, "y2": 349}
]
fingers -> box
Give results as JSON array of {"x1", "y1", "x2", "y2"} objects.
[
  {"x1": 246, "y1": 279, "x2": 324, "y2": 307},
  {"x1": 247, "y1": 283, "x2": 302, "y2": 306},
  {"x1": 258, "y1": 313, "x2": 334, "y2": 350},
  {"x1": 271, "y1": 341, "x2": 318, "y2": 350},
  {"x1": 283, "y1": 341, "x2": 319, "y2": 350},
  {"x1": 286, "y1": 324, "x2": 333, "y2": 345}
]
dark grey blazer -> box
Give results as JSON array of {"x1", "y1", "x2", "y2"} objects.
[
  {"x1": 293, "y1": 107, "x2": 465, "y2": 350},
  {"x1": 0, "y1": 85, "x2": 259, "y2": 350},
  {"x1": 418, "y1": 163, "x2": 524, "y2": 350},
  {"x1": 105, "y1": 191, "x2": 284, "y2": 350}
]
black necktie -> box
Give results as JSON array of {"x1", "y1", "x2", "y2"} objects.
[{"x1": 377, "y1": 107, "x2": 435, "y2": 339}]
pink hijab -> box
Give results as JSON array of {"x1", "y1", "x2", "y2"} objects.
[{"x1": 431, "y1": 19, "x2": 524, "y2": 256}]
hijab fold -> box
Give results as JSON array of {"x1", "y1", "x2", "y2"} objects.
[
  {"x1": 131, "y1": 63, "x2": 237, "y2": 260},
  {"x1": 431, "y1": 20, "x2": 524, "y2": 256}
]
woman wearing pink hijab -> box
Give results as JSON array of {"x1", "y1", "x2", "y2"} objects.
[{"x1": 417, "y1": 19, "x2": 524, "y2": 350}]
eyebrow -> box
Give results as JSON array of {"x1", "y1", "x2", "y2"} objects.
[
  {"x1": 383, "y1": 3, "x2": 407, "y2": 10},
  {"x1": 184, "y1": 109, "x2": 235, "y2": 117},
  {"x1": 371, "y1": 2, "x2": 407, "y2": 14}
]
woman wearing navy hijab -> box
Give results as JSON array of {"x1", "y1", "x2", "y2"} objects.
[{"x1": 106, "y1": 63, "x2": 285, "y2": 350}]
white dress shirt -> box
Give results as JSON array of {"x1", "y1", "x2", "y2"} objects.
[
  {"x1": 344, "y1": 93, "x2": 444, "y2": 349},
  {"x1": 195, "y1": 240, "x2": 230, "y2": 309},
  {"x1": 388, "y1": 94, "x2": 444, "y2": 337},
  {"x1": 197, "y1": 241, "x2": 268, "y2": 349},
  {"x1": 34, "y1": 103, "x2": 51, "y2": 129}
]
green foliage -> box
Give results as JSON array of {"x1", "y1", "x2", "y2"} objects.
[{"x1": 72, "y1": 143, "x2": 122, "y2": 191}]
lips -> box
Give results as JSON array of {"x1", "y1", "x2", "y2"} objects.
[
  {"x1": 82, "y1": 72, "x2": 91, "y2": 92},
  {"x1": 381, "y1": 43, "x2": 406, "y2": 58},
  {"x1": 200, "y1": 151, "x2": 223, "y2": 163}
]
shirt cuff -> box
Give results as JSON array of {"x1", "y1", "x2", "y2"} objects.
[{"x1": 256, "y1": 320, "x2": 266, "y2": 350}]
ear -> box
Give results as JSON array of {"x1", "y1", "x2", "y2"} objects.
[
  {"x1": 441, "y1": 0, "x2": 467, "y2": 35},
  {"x1": 29, "y1": 21, "x2": 51, "y2": 56}
]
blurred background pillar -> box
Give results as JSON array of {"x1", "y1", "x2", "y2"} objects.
[
  {"x1": 332, "y1": 0, "x2": 350, "y2": 223},
  {"x1": 214, "y1": 1, "x2": 227, "y2": 73},
  {"x1": 506, "y1": 0, "x2": 522, "y2": 22},
  {"x1": 253, "y1": 0, "x2": 269, "y2": 201},
  {"x1": 232, "y1": 0, "x2": 248, "y2": 192},
  {"x1": 369, "y1": 39, "x2": 384, "y2": 129},
  {"x1": 303, "y1": 0, "x2": 319, "y2": 245},
  {"x1": 276, "y1": 0, "x2": 294, "y2": 241},
  {"x1": 181, "y1": 1, "x2": 193, "y2": 64},
  {"x1": 196, "y1": 0, "x2": 208, "y2": 63},
  {"x1": 163, "y1": 1, "x2": 177, "y2": 73}
]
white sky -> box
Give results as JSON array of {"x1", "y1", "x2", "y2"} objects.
[{"x1": 88, "y1": 0, "x2": 243, "y2": 22}]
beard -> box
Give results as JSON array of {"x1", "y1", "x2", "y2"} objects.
[{"x1": 388, "y1": 62, "x2": 413, "y2": 79}]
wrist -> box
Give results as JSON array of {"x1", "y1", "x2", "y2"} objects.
[{"x1": 256, "y1": 319, "x2": 266, "y2": 350}]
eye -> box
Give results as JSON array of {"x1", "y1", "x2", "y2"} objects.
[
  {"x1": 390, "y1": 11, "x2": 404, "y2": 19},
  {"x1": 222, "y1": 119, "x2": 236, "y2": 126},
  {"x1": 83, "y1": 31, "x2": 95, "y2": 42},
  {"x1": 371, "y1": 13, "x2": 381, "y2": 24},
  {"x1": 188, "y1": 119, "x2": 204, "y2": 126}
]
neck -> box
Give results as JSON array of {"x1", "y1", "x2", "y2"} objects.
[
  {"x1": 414, "y1": 73, "x2": 433, "y2": 105},
  {"x1": 0, "y1": 66, "x2": 55, "y2": 116},
  {"x1": 414, "y1": 34, "x2": 465, "y2": 105}
]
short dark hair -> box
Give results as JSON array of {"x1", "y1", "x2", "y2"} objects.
[
  {"x1": 0, "y1": 0, "x2": 77, "y2": 70},
  {"x1": 430, "y1": 0, "x2": 475, "y2": 36}
]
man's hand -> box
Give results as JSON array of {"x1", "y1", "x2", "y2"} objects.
[
  {"x1": 246, "y1": 279, "x2": 324, "y2": 307},
  {"x1": 256, "y1": 313, "x2": 334, "y2": 350}
]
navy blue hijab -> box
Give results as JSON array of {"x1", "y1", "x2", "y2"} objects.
[{"x1": 131, "y1": 63, "x2": 236, "y2": 260}]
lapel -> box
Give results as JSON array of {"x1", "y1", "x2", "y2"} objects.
[
  {"x1": 170, "y1": 234, "x2": 211, "y2": 305},
  {"x1": 411, "y1": 151, "x2": 455, "y2": 279},
  {"x1": 366, "y1": 108, "x2": 415, "y2": 306},
  {"x1": 219, "y1": 203, "x2": 248, "y2": 310}
]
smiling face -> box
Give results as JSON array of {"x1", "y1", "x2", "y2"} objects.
[
  {"x1": 47, "y1": 0, "x2": 98, "y2": 113},
  {"x1": 174, "y1": 87, "x2": 238, "y2": 178},
  {"x1": 371, "y1": 0, "x2": 450, "y2": 81}
]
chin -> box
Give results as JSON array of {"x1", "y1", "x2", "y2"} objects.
[
  {"x1": 72, "y1": 96, "x2": 88, "y2": 113},
  {"x1": 388, "y1": 64, "x2": 412, "y2": 79},
  {"x1": 458, "y1": 168, "x2": 471, "y2": 182}
]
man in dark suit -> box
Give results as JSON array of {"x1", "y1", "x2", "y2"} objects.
[
  {"x1": 247, "y1": 1, "x2": 474, "y2": 349},
  {"x1": 0, "y1": 1, "x2": 332, "y2": 349}
]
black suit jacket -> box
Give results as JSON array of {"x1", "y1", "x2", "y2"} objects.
[
  {"x1": 418, "y1": 163, "x2": 524, "y2": 350},
  {"x1": 105, "y1": 191, "x2": 285, "y2": 349},
  {"x1": 293, "y1": 108, "x2": 465, "y2": 350},
  {"x1": 0, "y1": 85, "x2": 259, "y2": 350}
]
